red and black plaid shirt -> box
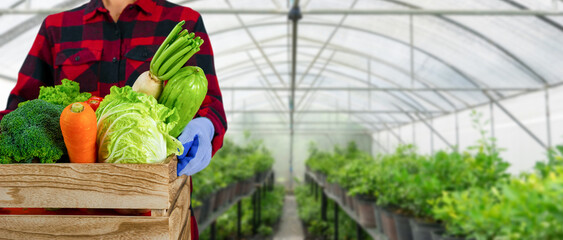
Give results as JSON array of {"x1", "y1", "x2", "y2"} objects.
[
  {"x1": 1, "y1": 0, "x2": 226, "y2": 155},
  {"x1": 1, "y1": 0, "x2": 228, "y2": 237}
]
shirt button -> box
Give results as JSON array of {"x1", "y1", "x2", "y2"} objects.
[
  {"x1": 114, "y1": 30, "x2": 120, "y2": 36},
  {"x1": 112, "y1": 57, "x2": 118, "y2": 63},
  {"x1": 75, "y1": 56, "x2": 80, "y2": 61}
]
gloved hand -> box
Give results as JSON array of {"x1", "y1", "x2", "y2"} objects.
[{"x1": 177, "y1": 117, "x2": 215, "y2": 176}]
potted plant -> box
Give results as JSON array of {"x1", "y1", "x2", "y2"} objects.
[{"x1": 374, "y1": 145, "x2": 423, "y2": 240}]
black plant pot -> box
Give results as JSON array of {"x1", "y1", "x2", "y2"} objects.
[
  {"x1": 392, "y1": 211, "x2": 414, "y2": 240},
  {"x1": 354, "y1": 194, "x2": 376, "y2": 228},
  {"x1": 373, "y1": 205, "x2": 385, "y2": 234},
  {"x1": 199, "y1": 194, "x2": 214, "y2": 223},
  {"x1": 410, "y1": 218, "x2": 444, "y2": 240},
  {"x1": 381, "y1": 207, "x2": 399, "y2": 240},
  {"x1": 430, "y1": 230, "x2": 469, "y2": 240}
]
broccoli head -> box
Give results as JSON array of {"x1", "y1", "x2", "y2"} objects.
[{"x1": 0, "y1": 99, "x2": 66, "y2": 163}]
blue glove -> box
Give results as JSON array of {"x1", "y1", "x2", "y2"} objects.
[{"x1": 177, "y1": 117, "x2": 215, "y2": 176}]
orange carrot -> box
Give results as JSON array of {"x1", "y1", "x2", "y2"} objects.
[{"x1": 60, "y1": 102, "x2": 97, "y2": 163}]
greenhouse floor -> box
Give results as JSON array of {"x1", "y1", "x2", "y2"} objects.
[{"x1": 273, "y1": 195, "x2": 304, "y2": 240}]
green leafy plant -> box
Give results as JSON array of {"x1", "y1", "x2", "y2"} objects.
[
  {"x1": 294, "y1": 183, "x2": 361, "y2": 239},
  {"x1": 200, "y1": 185, "x2": 285, "y2": 240},
  {"x1": 192, "y1": 135, "x2": 275, "y2": 202}
]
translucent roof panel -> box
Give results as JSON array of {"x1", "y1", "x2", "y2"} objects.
[{"x1": 0, "y1": 0, "x2": 562, "y2": 133}]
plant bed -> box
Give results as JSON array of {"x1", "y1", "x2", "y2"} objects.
[
  {"x1": 410, "y1": 218, "x2": 444, "y2": 240},
  {"x1": 392, "y1": 211, "x2": 414, "y2": 240},
  {"x1": 373, "y1": 204, "x2": 385, "y2": 234},
  {"x1": 381, "y1": 207, "x2": 399, "y2": 240},
  {"x1": 431, "y1": 230, "x2": 470, "y2": 240},
  {"x1": 197, "y1": 194, "x2": 215, "y2": 224},
  {"x1": 354, "y1": 194, "x2": 376, "y2": 228},
  {"x1": 0, "y1": 156, "x2": 191, "y2": 240}
]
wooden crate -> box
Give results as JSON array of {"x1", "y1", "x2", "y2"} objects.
[{"x1": 0, "y1": 156, "x2": 191, "y2": 240}]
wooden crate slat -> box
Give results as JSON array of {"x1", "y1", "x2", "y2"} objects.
[
  {"x1": 0, "y1": 156, "x2": 177, "y2": 209},
  {"x1": 168, "y1": 180, "x2": 190, "y2": 240},
  {"x1": 0, "y1": 156, "x2": 194, "y2": 238},
  {"x1": 152, "y1": 175, "x2": 189, "y2": 217},
  {"x1": 0, "y1": 215, "x2": 170, "y2": 240},
  {"x1": 178, "y1": 214, "x2": 191, "y2": 240}
]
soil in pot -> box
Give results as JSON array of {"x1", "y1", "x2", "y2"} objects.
[
  {"x1": 381, "y1": 207, "x2": 399, "y2": 240},
  {"x1": 392, "y1": 211, "x2": 414, "y2": 240},
  {"x1": 410, "y1": 218, "x2": 444, "y2": 240}
]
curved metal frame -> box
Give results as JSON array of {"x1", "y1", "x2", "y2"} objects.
[
  {"x1": 210, "y1": 21, "x2": 512, "y2": 98},
  {"x1": 217, "y1": 40, "x2": 473, "y2": 108},
  {"x1": 381, "y1": 0, "x2": 548, "y2": 85}
]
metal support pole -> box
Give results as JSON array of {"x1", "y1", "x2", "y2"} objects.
[
  {"x1": 377, "y1": 132, "x2": 381, "y2": 153},
  {"x1": 310, "y1": 180, "x2": 314, "y2": 194},
  {"x1": 484, "y1": 92, "x2": 548, "y2": 149},
  {"x1": 237, "y1": 201, "x2": 242, "y2": 240},
  {"x1": 210, "y1": 221, "x2": 216, "y2": 240},
  {"x1": 5, "y1": 8, "x2": 563, "y2": 15},
  {"x1": 412, "y1": 123, "x2": 416, "y2": 145},
  {"x1": 409, "y1": 14, "x2": 415, "y2": 88},
  {"x1": 321, "y1": 191, "x2": 328, "y2": 239},
  {"x1": 489, "y1": 102, "x2": 496, "y2": 152},
  {"x1": 411, "y1": 113, "x2": 455, "y2": 150},
  {"x1": 315, "y1": 182, "x2": 319, "y2": 201},
  {"x1": 258, "y1": 187, "x2": 262, "y2": 224},
  {"x1": 357, "y1": 223, "x2": 363, "y2": 240},
  {"x1": 252, "y1": 191, "x2": 257, "y2": 234},
  {"x1": 399, "y1": 126, "x2": 402, "y2": 142},
  {"x1": 271, "y1": 172, "x2": 275, "y2": 190},
  {"x1": 334, "y1": 201, "x2": 339, "y2": 240},
  {"x1": 430, "y1": 116, "x2": 434, "y2": 155},
  {"x1": 455, "y1": 111, "x2": 460, "y2": 151},
  {"x1": 387, "y1": 131, "x2": 390, "y2": 152},
  {"x1": 384, "y1": 123, "x2": 406, "y2": 145},
  {"x1": 288, "y1": 0, "x2": 302, "y2": 191},
  {"x1": 545, "y1": 88, "x2": 552, "y2": 149},
  {"x1": 368, "y1": 60, "x2": 372, "y2": 111},
  {"x1": 348, "y1": 85, "x2": 351, "y2": 119}
]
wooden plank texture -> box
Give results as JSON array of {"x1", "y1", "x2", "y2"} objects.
[
  {"x1": 0, "y1": 215, "x2": 170, "y2": 240},
  {"x1": 0, "y1": 156, "x2": 177, "y2": 209},
  {"x1": 168, "y1": 178, "x2": 191, "y2": 240},
  {"x1": 178, "y1": 213, "x2": 192, "y2": 240}
]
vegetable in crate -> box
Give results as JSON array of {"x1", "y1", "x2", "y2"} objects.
[
  {"x1": 159, "y1": 66, "x2": 208, "y2": 137},
  {"x1": 85, "y1": 96, "x2": 103, "y2": 111},
  {"x1": 133, "y1": 20, "x2": 204, "y2": 99},
  {"x1": 0, "y1": 99, "x2": 65, "y2": 164},
  {"x1": 60, "y1": 102, "x2": 97, "y2": 163},
  {"x1": 18, "y1": 79, "x2": 92, "y2": 107},
  {"x1": 96, "y1": 86, "x2": 183, "y2": 163}
]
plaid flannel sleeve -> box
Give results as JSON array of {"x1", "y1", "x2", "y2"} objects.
[
  {"x1": 190, "y1": 15, "x2": 227, "y2": 156},
  {"x1": 0, "y1": 19, "x2": 54, "y2": 120}
]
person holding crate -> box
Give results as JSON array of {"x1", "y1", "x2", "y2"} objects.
[{"x1": 0, "y1": 0, "x2": 227, "y2": 238}]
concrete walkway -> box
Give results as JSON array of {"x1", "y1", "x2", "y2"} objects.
[{"x1": 273, "y1": 195, "x2": 305, "y2": 240}]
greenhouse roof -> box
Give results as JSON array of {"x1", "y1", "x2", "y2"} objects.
[{"x1": 1, "y1": 0, "x2": 562, "y2": 137}]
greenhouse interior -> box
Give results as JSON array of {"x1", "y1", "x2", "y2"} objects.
[{"x1": 1, "y1": 0, "x2": 563, "y2": 239}]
